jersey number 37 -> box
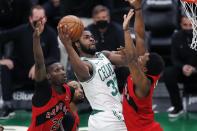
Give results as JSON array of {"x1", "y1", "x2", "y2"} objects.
[{"x1": 107, "y1": 77, "x2": 119, "y2": 96}]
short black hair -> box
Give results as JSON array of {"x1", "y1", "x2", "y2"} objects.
[
  {"x1": 45, "y1": 58, "x2": 59, "y2": 73},
  {"x1": 146, "y1": 53, "x2": 165, "y2": 76},
  {"x1": 30, "y1": 5, "x2": 45, "y2": 16},
  {"x1": 92, "y1": 5, "x2": 110, "y2": 17}
]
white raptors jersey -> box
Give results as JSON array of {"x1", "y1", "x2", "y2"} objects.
[{"x1": 79, "y1": 52, "x2": 122, "y2": 112}]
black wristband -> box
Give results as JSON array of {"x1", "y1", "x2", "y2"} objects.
[{"x1": 134, "y1": 7, "x2": 142, "y2": 11}]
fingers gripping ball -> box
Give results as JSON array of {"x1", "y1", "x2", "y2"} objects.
[{"x1": 58, "y1": 15, "x2": 84, "y2": 42}]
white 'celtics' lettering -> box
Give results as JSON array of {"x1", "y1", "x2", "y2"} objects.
[{"x1": 98, "y1": 63, "x2": 115, "y2": 81}]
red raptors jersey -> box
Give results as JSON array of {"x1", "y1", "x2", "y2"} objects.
[
  {"x1": 71, "y1": 112, "x2": 80, "y2": 131},
  {"x1": 123, "y1": 75, "x2": 163, "y2": 131},
  {"x1": 28, "y1": 83, "x2": 72, "y2": 131}
]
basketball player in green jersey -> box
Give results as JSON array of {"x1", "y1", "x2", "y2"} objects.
[{"x1": 58, "y1": 27, "x2": 127, "y2": 130}]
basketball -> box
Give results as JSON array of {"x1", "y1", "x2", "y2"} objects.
[{"x1": 58, "y1": 15, "x2": 84, "y2": 41}]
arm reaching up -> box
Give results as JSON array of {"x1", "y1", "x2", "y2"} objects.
[
  {"x1": 126, "y1": 0, "x2": 146, "y2": 56},
  {"x1": 122, "y1": 9, "x2": 137, "y2": 61},
  {"x1": 57, "y1": 26, "x2": 92, "y2": 82},
  {"x1": 33, "y1": 21, "x2": 47, "y2": 82},
  {"x1": 122, "y1": 9, "x2": 151, "y2": 98}
]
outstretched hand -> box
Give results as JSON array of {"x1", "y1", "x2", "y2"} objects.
[
  {"x1": 57, "y1": 24, "x2": 72, "y2": 47},
  {"x1": 33, "y1": 20, "x2": 44, "y2": 37},
  {"x1": 123, "y1": 9, "x2": 134, "y2": 31}
]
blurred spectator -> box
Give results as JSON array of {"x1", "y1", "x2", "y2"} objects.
[
  {"x1": 66, "y1": 63, "x2": 77, "y2": 81},
  {"x1": 0, "y1": 41, "x2": 13, "y2": 59},
  {"x1": 0, "y1": 41, "x2": 14, "y2": 119},
  {"x1": 87, "y1": 5, "x2": 124, "y2": 51},
  {"x1": 43, "y1": 0, "x2": 61, "y2": 30},
  {"x1": 57, "y1": 36, "x2": 78, "y2": 81},
  {"x1": 57, "y1": 37, "x2": 68, "y2": 71},
  {"x1": 163, "y1": 15, "x2": 197, "y2": 118},
  {"x1": 87, "y1": 5, "x2": 129, "y2": 93},
  {"x1": 0, "y1": 5, "x2": 60, "y2": 119},
  {"x1": 0, "y1": 0, "x2": 32, "y2": 29}
]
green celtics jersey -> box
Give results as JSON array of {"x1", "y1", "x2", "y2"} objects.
[{"x1": 79, "y1": 52, "x2": 122, "y2": 112}]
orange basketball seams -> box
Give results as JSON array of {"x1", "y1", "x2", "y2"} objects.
[{"x1": 58, "y1": 15, "x2": 84, "y2": 42}]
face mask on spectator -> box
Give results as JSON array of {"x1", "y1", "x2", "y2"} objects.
[
  {"x1": 96, "y1": 20, "x2": 109, "y2": 29},
  {"x1": 182, "y1": 29, "x2": 193, "y2": 36}
]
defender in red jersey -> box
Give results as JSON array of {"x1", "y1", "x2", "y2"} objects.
[
  {"x1": 28, "y1": 20, "x2": 84, "y2": 131},
  {"x1": 120, "y1": 1, "x2": 165, "y2": 131},
  {"x1": 68, "y1": 80, "x2": 84, "y2": 131}
]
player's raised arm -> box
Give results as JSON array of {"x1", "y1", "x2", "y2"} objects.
[
  {"x1": 33, "y1": 21, "x2": 47, "y2": 81},
  {"x1": 123, "y1": 10, "x2": 137, "y2": 60},
  {"x1": 58, "y1": 26, "x2": 92, "y2": 82},
  {"x1": 123, "y1": 9, "x2": 151, "y2": 98},
  {"x1": 126, "y1": 0, "x2": 146, "y2": 56}
]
